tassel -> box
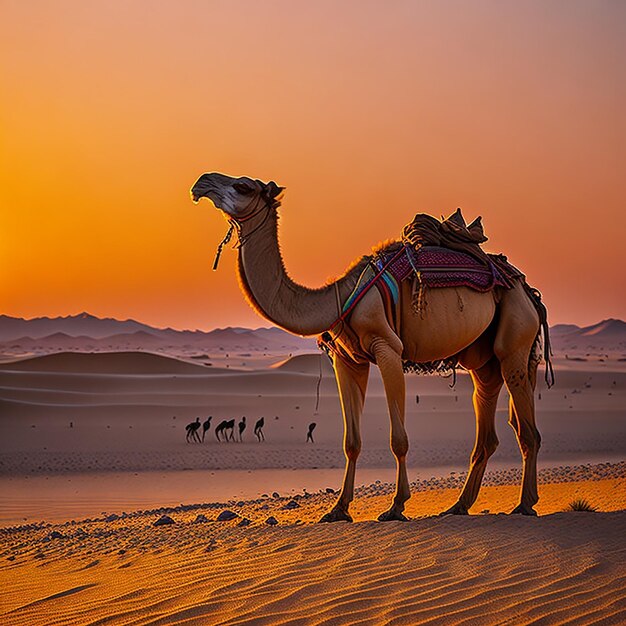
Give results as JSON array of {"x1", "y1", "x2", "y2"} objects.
[{"x1": 213, "y1": 222, "x2": 235, "y2": 271}]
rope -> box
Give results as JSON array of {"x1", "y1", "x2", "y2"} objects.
[
  {"x1": 314, "y1": 354, "x2": 323, "y2": 414},
  {"x1": 212, "y1": 222, "x2": 235, "y2": 271}
]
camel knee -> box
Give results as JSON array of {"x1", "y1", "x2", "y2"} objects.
[
  {"x1": 517, "y1": 426, "x2": 541, "y2": 458},
  {"x1": 471, "y1": 433, "x2": 498, "y2": 464},
  {"x1": 344, "y1": 437, "x2": 361, "y2": 461},
  {"x1": 391, "y1": 431, "x2": 409, "y2": 459}
]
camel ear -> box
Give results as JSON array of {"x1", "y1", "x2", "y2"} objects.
[{"x1": 265, "y1": 181, "x2": 284, "y2": 200}]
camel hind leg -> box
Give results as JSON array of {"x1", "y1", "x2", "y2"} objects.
[
  {"x1": 442, "y1": 355, "x2": 503, "y2": 515},
  {"x1": 495, "y1": 284, "x2": 541, "y2": 515},
  {"x1": 506, "y1": 355, "x2": 541, "y2": 514}
]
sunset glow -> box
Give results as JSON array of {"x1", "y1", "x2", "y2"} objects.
[{"x1": 2, "y1": 0, "x2": 624, "y2": 330}]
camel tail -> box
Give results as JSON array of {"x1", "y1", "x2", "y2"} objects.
[{"x1": 523, "y1": 282, "x2": 555, "y2": 389}]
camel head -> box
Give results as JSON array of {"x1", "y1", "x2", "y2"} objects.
[{"x1": 191, "y1": 172, "x2": 284, "y2": 221}]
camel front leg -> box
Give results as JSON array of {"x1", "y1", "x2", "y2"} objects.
[
  {"x1": 370, "y1": 337, "x2": 410, "y2": 522},
  {"x1": 319, "y1": 356, "x2": 369, "y2": 523}
]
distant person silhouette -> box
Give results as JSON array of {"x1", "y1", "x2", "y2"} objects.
[
  {"x1": 238, "y1": 416, "x2": 247, "y2": 442},
  {"x1": 202, "y1": 416, "x2": 212, "y2": 442},
  {"x1": 254, "y1": 417, "x2": 265, "y2": 442},
  {"x1": 306, "y1": 422, "x2": 317, "y2": 443},
  {"x1": 215, "y1": 419, "x2": 236, "y2": 442},
  {"x1": 186, "y1": 417, "x2": 201, "y2": 443}
]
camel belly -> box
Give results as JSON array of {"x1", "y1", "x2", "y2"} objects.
[{"x1": 399, "y1": 285, "x2": 496, "y2": 363}]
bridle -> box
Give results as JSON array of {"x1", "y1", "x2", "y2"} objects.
[{"x1": 212, "y1": 193, "x2": 273, "y2": 271}]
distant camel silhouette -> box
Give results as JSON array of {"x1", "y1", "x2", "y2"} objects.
[
  {"x1": 238, "y1": 416, "x2": 247, "y2": 442},
  {"x1": 254, "y1": 417, "x2": 265, "y2": 442},
  {"x1": 307, "y1": 422, "x2": 317, "y2": 443},
  {"x1": 216, "y1": 419, "x2": 235, "y2": 442},
  {"x1": 186, "y1": 417, "x2": 201, "y2": 443},
  {"x1": 202, "y1": 416, "x2": 212, "y2": 442}
]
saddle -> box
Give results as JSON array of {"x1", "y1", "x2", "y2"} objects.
[
  {"x1": 336, "y1": 209, "x2": 524, "y2": 328},
  {"x1": 318, "y1": 208, "x2": 554, "y2": 387}
]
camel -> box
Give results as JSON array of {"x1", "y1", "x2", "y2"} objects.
[
  {"x1": 238, "y1": 416, "x2": 247, "y2": 442},
  {"x1": 191, "y1": 172, "x2": 551, "y2": 520},
  {"x1": 307, "y1": 422, "x2": 317, "y2": 443},
  {"x1": 254, "y1": 417, "x2": 265, "y2": 442},
  {"x1": 186, "y1": 417, "x2": 201, "y2": 443},
  {"x1": 202, "y1": 415, "x2": 212, "y2": 442},
  {"x1": 215, "y1": 419, "x2": 235, "y2": 442}
]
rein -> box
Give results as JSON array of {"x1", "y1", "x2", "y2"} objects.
[
  {"x1": 212, "y1": 200, "x2": 272, "y2": 271},
  {"x1": 329, "y1": 246, "x2": 406, "y2": 331}
]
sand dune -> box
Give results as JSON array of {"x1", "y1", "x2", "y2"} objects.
[
  {"x1": 272, "y1": 352, "x2": 334, "y2": 374},
  {"x1": 0, "y1": 351, "x2": 217, "y2": 375},
  {"x1": 1, "y1": 353, "x2": 624, "y2": 476},
  {"x1": 1, "y1": 467, "x2": 625, "y2": 625},
  {"x1": 1, "y1": 342, "x2": 624, "y2": 624}
]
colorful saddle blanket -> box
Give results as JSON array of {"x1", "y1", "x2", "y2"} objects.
[{"x1": 337, "y1": 245, "x2": 521, "y2": 327}]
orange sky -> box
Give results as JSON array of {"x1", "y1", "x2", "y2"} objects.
[{"x1": 1, "y1": 1, "x2": 625, "y2": 331}]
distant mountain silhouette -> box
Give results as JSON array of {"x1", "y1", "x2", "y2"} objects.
[
  {"x1": 550, "y1": 318, "x2": 626, "y2": 350},
  {"x1": 1, "y1": 313, "x2": 624, "y2": 355},
  {"x1": 0, "y1": 312, "x2": 316, "y2": 352}
]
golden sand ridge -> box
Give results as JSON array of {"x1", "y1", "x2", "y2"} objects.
[{"x1": 1, "y1": 462, "x2": 625, "y2": 626}]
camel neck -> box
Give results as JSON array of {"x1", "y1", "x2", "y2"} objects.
[{"x1": 235, "y1": 210, "x2": 352, "y2": 336}]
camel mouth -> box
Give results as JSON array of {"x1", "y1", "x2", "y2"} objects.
[{"x1": 190, "y1": 185, "x2": 209, "y2": 205}]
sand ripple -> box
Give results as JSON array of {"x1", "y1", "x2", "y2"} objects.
[{"x1": 1, "y1": 469, "x2": 625, "y2": 625}]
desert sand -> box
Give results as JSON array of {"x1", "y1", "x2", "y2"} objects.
[
  {"x1": 1, "y1": 347, "x2": 625, "y2": 624},
  {"x1": 1, "y1": 467, "x2": 625, "y2": 625}
]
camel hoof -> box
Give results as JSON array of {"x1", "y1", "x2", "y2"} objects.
[
  {"x1": 510, "y1": 504, "x2": 538, "y2": 516},
  {"x1": 439, "y1": 502, "x2": 469, "y2": 516},
  {"x1": 377, "y1": 509, "x2": 408, "y2": 522},
  {"x1": 319, "y1": 508, "x2": 353, "y2": 523}
]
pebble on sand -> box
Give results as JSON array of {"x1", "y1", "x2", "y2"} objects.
[
  {"x1": 216, "y1": 510, "x2": 239, "y2": 521},
  {"x1": 265, "y1": 516, "x2": 279, "y2": 526},
  {"x1": 282, "y1": 500, "x2": 300, "y2": 510},
  {"x1": 153, "y1": 515, "x2": 176, "y2": 526},
  {"x1": 47, "y1": 531, "x2": 64, "y2": 540},
  {"x1": 194, "y1": 514, "x2": 209, "y2": 523},
  {"x1": 237, "y1": 518, "x2": 251, "y2": 527}
]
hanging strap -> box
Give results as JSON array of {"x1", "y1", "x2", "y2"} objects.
[{"x1": 212, "y1": 222, "x2": 236, "y2": 271}]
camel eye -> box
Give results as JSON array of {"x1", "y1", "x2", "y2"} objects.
[{"x1": 233, "y1": 182, "x2": 253, "y2": 195}]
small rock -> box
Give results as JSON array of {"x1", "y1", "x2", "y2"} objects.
[
  {"x1": 238, "y1": 518, "x2": 251, "y2": 527},
  {"x1": 216, "y1": 510, "x2": 239, "y2": 522},
  {"x1": 118, "y1": 549, "x2": 126, "y2": 555},
  {"x1": 7, "y1": 555, "x2": 16, "y2": 561},
  {"x1": 265, "y1": 516, "x2": 279, "y2": 526},
  {"x1": 194, "y1": 514, "x2": 209, "y2": 524},
  {"x1": 105, "y1": 514, "x2": 119, "y2": 522},
  {"x1": 260, "y1": 504, "x2": 270, "y2": 510},
  {"x1": 153, "y1": 515, "x2": 175, "y2": 526},
  {"x1": 325, "y1": 488, "x2": 335, "y2": 494},
  {"x1": 48, "y1": 531, "x2": 64, "y2": 539},
  {"x1": 272, "y1": 492, "x2": 280, "y2": 499},
  {"x1": 282, "y1": 500, "x2": 300, "y2": 510}
]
